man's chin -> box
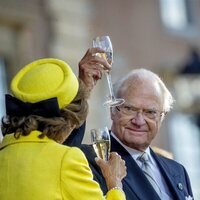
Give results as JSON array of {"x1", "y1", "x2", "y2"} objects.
[{"x1": 124, "y1": 134, "x2": 148, "y2": 149}]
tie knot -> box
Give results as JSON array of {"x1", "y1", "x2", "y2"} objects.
[{"x1": 138, "y1": 152, "x2": 149, "y2": 164}]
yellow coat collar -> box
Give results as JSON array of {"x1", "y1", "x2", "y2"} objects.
[{"x1": 0, "y1": 130, "x2": 55, "y2": 150}]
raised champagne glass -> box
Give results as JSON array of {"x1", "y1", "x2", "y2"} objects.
[
  {"x1": 91, "y1": 127, "x2": 111, "y2": 161},
  {"x1": 92, "y1": 35, "x2": 125, "y2": 107}
]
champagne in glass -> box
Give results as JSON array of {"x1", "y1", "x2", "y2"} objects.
[
  {"x1": 92, "y1": 36, "x2": 125, "y2": 107},
  {"x1": 91, "y1": 127, "x2": 111, "y2": 161}
]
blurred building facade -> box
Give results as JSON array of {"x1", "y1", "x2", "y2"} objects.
[{"x1": 0, "y1": 0, "x2": 200, "y2": 198}]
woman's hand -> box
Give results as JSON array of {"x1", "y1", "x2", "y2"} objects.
[
  {"x1": 78, "y1": 48, "x2": 111, "y2": 92},
  {"x1": 95, "y1": 152, "x2": 127, "y2": 190}
]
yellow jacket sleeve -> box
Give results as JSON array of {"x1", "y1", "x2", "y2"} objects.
[
  {"x1": 61, "y1": 147, "x2": 126, "y2": 200},
  {"x1": 106, "y1": 188, "x2": 126, "y2": 199}
]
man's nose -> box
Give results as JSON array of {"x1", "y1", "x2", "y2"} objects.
[{"x1": 131, "y1": 112, "x2": 146, "y2": 125}]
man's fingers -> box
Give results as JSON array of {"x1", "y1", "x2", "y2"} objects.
[
  {"x1": 86, "y1": 69, "x2": 102, "y2": 80},
  {"x1": 89, "y1": 57, "x2": 111, "y2": 71},
  {"x1": 90, "y1": 47, "x2": 105, "y2": 55},
  {"x1": 83, "y1": 48, "x2": 105, "y2": 58}
]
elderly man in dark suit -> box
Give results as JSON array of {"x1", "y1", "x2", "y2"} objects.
[{"x1": 65, "y1": 48, "x2": 194, "y2": 200}]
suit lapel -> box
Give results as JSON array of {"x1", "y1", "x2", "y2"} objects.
[
  {"x1": 151, "y1": 149, "x2": 186, "y2": 200},
  {"x1": 111, "y1": 136, "x2": 161, "y2": 200}
]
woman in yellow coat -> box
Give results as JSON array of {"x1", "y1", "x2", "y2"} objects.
[{"x1": 0, "y1": 56, "x2": 126, "y2": 200}]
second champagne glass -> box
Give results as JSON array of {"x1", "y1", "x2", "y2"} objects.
[
  {"x1": 91, "y1": 127, "x2": 111, "y2": 161},
  {"x1": 92, "y1": 35, "x2": 125, "y2": 107}
]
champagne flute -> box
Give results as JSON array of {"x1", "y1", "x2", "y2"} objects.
[
  {"x1": 92, "y1": 36, "x2": 125, "y2": 107},
  {"x1": 91, "y1": 126, "x2": 111, "y2": 161}
]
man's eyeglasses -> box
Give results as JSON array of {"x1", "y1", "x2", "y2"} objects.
[{"x1": 116, "y1": 104, "x2": 165, "y2": 120}]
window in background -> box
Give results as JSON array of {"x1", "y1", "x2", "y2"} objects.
[
  {"x1": 159, "y1": 0, "x2": 192, "y2": 31},
  {"x1": 169, "y1": 113, "x2": 200, "y2": 199},
  {"x1": 0, "y1": 57, "x2": 8, "y2": 141}
]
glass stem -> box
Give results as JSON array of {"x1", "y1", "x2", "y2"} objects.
[{"x1": 105, "y1": 72, "x2": 115, "y2": 100}]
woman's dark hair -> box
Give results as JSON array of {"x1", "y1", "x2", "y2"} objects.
[{"x1": 1, "y1": 80, "x2": 89, "y2": 143}]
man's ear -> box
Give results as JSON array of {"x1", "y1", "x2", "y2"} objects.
[{"x1": 110, "y1": 107, "x2": 115, "y2": 120}]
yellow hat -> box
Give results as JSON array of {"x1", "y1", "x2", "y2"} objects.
[{"x1": 11, "y1": 58, "x2": 79, "y2": 109}]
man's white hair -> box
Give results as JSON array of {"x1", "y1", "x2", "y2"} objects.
[{"x1": 113, "y1": 68, "x2": 174, "y2": 113}]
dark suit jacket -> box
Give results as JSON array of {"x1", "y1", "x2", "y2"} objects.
[
  {"x1": 63, "y1": 122, "x2": 86, "y2": 147},
  {"x1": 81, "y1": 135, "x2": 193, "y2": 200}
]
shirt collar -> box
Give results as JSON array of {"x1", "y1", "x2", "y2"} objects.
[{"x1": 110, "y1": 131, "x2": 154, "y2": 163}]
